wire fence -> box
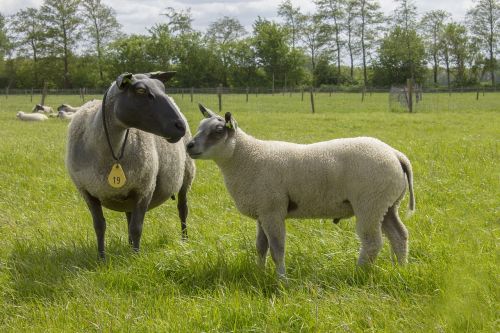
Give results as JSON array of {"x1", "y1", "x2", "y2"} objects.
[{"x1": 2, "y1": 86, "x2": 499, "y2": 114}]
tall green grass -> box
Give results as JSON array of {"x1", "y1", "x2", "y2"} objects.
[{"x1": 0, "y1": 92, "x2": 498, "y2": 332}]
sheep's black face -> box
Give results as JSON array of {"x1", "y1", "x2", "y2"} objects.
[
  {"x1": 114, "y1": 72, "x2": 186, "y2": 143},
  {"x1": 187, "y1": 104, "x2": 236, "y2": 159}
]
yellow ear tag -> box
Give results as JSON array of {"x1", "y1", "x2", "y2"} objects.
[{"x1": 107, "y1": 163, "x2": 127, "y2": 188}]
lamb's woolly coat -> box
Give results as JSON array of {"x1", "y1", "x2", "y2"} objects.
[
  {"x1": 58, "y1": 110, "x2": 75, "y2": 120},
  {"x1": 32, "y1": 104, "x2": 53, "y2": 114},
  {"x1": 58, "y1": 104, "x2": 79, "y2": 113},
  {"x1": 217, "y1": 131, "x2": 414, "y2": 222},
  {"x1": 17, "y1": 111, "x2": 48, "y2": 121},
  {"x1": 66, "y1": 91, "x2": 194, "y2": 213}
]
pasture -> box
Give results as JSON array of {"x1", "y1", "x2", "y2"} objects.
[{"x1": 0, "y1": 92, "x2": 498, "y2": 332}]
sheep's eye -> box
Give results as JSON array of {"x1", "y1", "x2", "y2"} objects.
[
  {"x1": 136, "y1": 88, "x2": 147, "y2": 95},
  {"x1": 215, "y1": 125, "x2": 224, "y2": 134}
]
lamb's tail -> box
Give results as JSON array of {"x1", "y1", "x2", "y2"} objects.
[{"x1": 396, "y1": 151, "x2": 415, "y2": 215}]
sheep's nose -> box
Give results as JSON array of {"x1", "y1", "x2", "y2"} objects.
[
  {"x1": 174, "y1": 119, "x2": 186, "y2": 132},
  {"x1": 186, "y1": 141, "x2": 195, "y2": 150}
]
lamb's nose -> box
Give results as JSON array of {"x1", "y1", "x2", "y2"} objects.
[
  {"x1": 186, "y1": 141, "x2": 195, "y2": 150},
  {"x1": 174, "y1": 119, "x2": 186, "y2": 132}
]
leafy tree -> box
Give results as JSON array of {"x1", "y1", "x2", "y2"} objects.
[
  {"x1": 371, "y1": 26, "x2": 426, "y2": 86},
  {"x1": 226, "y1": 38, "x2": 264, "y2": 87},
  {"x1": 467, "y1": 0, "x2": 500, "y2": 86},
  {"x1": 357, "y1": 0, "x2": 385, "y2": 86},
  {"x1": 8, "y1": 8, "x2": 47, "y2": 87},
  {"x1": 253, "y1": 18, "x2": 305, "y2": 90},
  {"x1": 300, "y1": 13, "x2": 330, "y2": 84},
  {"x1": 393, "y1": 0, "x2": 419, "y2": 80},
  {"x1": 147, "y1": 23, "x2": 175, "y2": 71},
  {"x1": 41, "y1": 0, "x2": 82, "y2": 88},
  {"x1": 420, "y1": 10, "x2": 451, "y2": 84},
  {"x1": 278, "y1": 0, "x2": 303, "y2": 49},
  {"x1": 344, "y1": 0, "x2": 359, "y2": 79},
  {"x1": 315, "y1": 0, "x2": 345, "y2": 75},
  {"x1": 81, "y1": 0, "x2": 122, "y2": 85},
  {"x1": 0, "y1": 13, "x2": 12, "y2": 81},
  {"x1": 161, "y1": 7, "x2": 193, "y2": 36},
  {"x1": 441, "y1": 22, "x2": 474, "y2": 86},
  {"x1": 107, "y1": 35, "x2": 155, "y2": 75},
  {"x1": 206, "y1": 16, "x2": 247, "y2": 86}
]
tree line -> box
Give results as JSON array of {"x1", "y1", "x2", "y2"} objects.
[{"x1": 0, "y1": 0, "x2": 498, "y2": 89}]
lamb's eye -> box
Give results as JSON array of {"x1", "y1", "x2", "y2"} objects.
[
  {"x1": 136, "y1": 88, "x2": 147, "y2": 95},
  {"x1": 215, "y1": 125, "x2": 224, "y2": 133}
]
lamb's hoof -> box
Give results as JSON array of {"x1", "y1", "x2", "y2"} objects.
[
  {"x1": 98, "y1": 252, "x2": 106, "y2": 261},
  {"x1": 333, "y1": 218, "x2": 340, "y2": 224}
]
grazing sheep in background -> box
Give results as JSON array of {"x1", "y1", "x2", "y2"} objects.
[
  {"x1": 57, "y1": 104, "x2": 80, "y2": 113},
  {"x1": 58, "y1": 110, "x2": 75, "y2": 120},
  {"x1": 32, "y1": 104, "x2": 53, "y2": 114},
  {"x1": 66, "y1": 71, "x2": 195, "y2": 259},
  {"x1": 187, "y1": 104, "x2": 415, "y2": 279},
  {"x1": 16, "y1": 111, "x2": 48, "y2": 121}
]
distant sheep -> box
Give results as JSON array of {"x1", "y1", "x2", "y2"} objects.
[
  {"x1": 58, "y1": 110, "x2": 74, "y2": 120},
  {"x1": 66, "y1": 71, "x2": 195, "y2": 259},
  {"x1": 17, "y1": 111, "x2": 48, "y2": 121},
  {"x1": 32, "y1": 104, "x2": 53, "y2": 114},
  {"x1": 187, "y1": 105, "x2": 415, "y2": 279},
  {"x1": 57, "y1": 104, "x2": 80, "y2": 113}
]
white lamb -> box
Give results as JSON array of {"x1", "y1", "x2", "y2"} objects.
[
  {"x1": 16, "y1": 111, "x2": 48, "y2": 121},
  {"x1": 187, "y1": 105, "x2": 415, "y2": 279}
]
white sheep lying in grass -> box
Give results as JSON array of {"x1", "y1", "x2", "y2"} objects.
[
  {"x1": 58, "y1": 110, "x2": 74, "y2": 120},
  {"x1": 17, "y1": 111, "x2": 48, "y2": 121},
  {"x1": 66, "y1": 71, "x2": 195, "y2": 259},
  {"x1": 32, "y1": 104, "x2": 53, "y2": 114},
  {"x1": 187, "y1": 105, "x2": 415, "y2": 279},
  {"x1": 57, "y1": 104, "x2": 80, "y2": 113}
]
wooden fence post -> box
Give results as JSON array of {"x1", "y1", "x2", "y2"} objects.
[
  {"x1": 41, "y1": 81, "x2": 48, "y2": 106},
  {"x1": 476, "y1": 89, "x2": 479, "y2": 100},
  {"x1": 301, "y1": 88, "x2": 304, "y2": 102},
  {"x1": 217, "y1": 84, "x2": 222, "y2": 112},
  {"x1": 407, "y1": 79, "x2": 413, "y2": 113},
  {"x1": 30, "y1": 88, "x2": 33, "y2": 102},
  {"x1": 246, "y1": 87, "x2": 249, "y2": 103},
  {"x1": 361, "y1": 86, "x2": 365, "y2": 102},
  {"x1": 190, "y1": 87, "x2": 194, "y2": 103},
  {"x1": 310, "y1": 86, "x2": 315, "y2": 114}
]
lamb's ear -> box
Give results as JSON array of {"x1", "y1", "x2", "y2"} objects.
[
  {"x1": 148, "y1": 71, "x2": 176, "y2": 82},
  {"x1": 116, "y1": 72, "x2": 133, "y2": 90},
  {"x1": 199, "y1": 103, "x2": 216, "y2": 118},
  {"x1": 224, "y1": 112, "x2": 238, "y2": 130}
]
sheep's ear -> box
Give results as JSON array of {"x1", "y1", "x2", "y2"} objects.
[
  {"x1": 224, "y1": 112, "x2": 238, "y2": 130},
  {"x1": 199, "y1": 103, "x2": 216, "y2": 118},
  {"x1": 148, "y1": 71, "x2": 176, "y2": 82},
  {"x1": 116, "y1": 72, "x2": 133, "y2": 90}
]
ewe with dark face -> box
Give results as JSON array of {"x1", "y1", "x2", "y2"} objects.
[{"x1": 66, "y1": 71, "x2": 195, "y2": 259}]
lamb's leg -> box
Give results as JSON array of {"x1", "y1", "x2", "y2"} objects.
[
  {"x1": 355, "y1": 215, "x2": 383, "y2": 266},
  {"x1": 381, "y1": 206, "x2": 409, "y2": 265},
  {"x1": 128, "y1": 199, "x2": 150, "y2": 252},
  {"x1": 177, "y1": 184, "x2": 189, "y2": 240},
  {"x1": 125, "y1": 212, "x2": 132, "y2": 245},
  {"x1": 81, "y1": 191, "x2": 106, "y2": 260},
  {"x1": 259, "y1": 215, "x2": 287, "y2": 279},
  {"x1": 256, "y1": 221, "x2": 269, "y2": 268}
]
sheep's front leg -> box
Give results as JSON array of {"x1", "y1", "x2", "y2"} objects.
[
  {"x1": 259, "y1": 215, "x2": 287, "y2": 279},
  {"x1": 128, "y1": 198, "x2": 151, "y2": 252},
  {"x1": 256, "y1": 221, "x2": 269, "y2": 268},
  {"x1": 81, "y1": 191, "x2": 106, "y2": 260}
]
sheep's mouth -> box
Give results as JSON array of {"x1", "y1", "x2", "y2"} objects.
[
  {"x1": 166, "y1": 137, "x2": 182, "y2": 144},
  {"x1": 188, "y1": 151, "x2": 202, "y2": 158}
]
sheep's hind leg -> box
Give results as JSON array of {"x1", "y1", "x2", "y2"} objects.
[
  {"x1": 125, "y1": 212, "x2": 132, "y2": 245},
  {"x1": 259, "y1": 215, "x2": 287, "y2": 279},
  {"x1": 81, "y1": 191, "x2": 106, "y2": 260},
  {"x1": 381, "y1": 205, "x2": 409, "y2": 265},
  {"x1": 256, "y1": 221, "x2": 269, "y2": 268},
  {"x1": 355, "y1": 214, "x2": 383, "y2": 266},
  {"x1": 177, "y1": 185, "x2": 189, "y2": 240}
]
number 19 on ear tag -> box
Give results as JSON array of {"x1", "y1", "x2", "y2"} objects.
[{"x1": 108, "y1": 163, "x2": 127, "y2": 188}]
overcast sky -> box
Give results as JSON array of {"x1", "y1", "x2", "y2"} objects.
[{"x1": 2, "y1": 0, "x2": 474, "y2": 35}]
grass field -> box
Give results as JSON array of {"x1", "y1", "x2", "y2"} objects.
[{"x1": 0, "y1": 92, "x2": 498, "y2": 332}]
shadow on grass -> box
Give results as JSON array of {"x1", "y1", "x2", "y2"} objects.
[{"x1": 6, "y1": 239, "x2": 134, "y2": 301}]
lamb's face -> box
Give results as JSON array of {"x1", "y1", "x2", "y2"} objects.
[{"x1": 186, "y1": 104, "x2": 237, "y2": 160}]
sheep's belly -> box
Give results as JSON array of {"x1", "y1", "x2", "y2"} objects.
[{"x1": 286, "y1": 199, "x2": 354, "y2": 219}]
